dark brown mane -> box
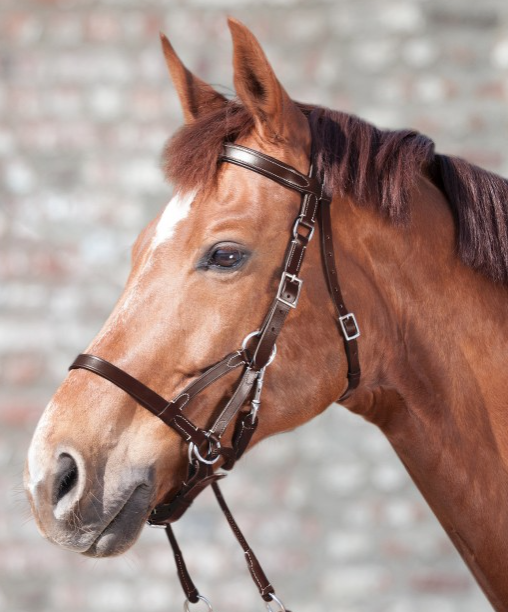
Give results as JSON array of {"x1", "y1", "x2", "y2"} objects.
[{"x1": 162, "y1": 100, "x2": 508, "y2": 284}]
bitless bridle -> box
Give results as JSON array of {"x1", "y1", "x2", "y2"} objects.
[{"x1": 70, "y1": 142, "x2": 361, "y2": 612}]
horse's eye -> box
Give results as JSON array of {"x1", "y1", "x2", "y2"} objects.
[{"x1": 210, "y1": 247, "x2": 244, "y2": 269}]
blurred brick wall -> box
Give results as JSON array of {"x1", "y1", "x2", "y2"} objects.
[{"x1": 1, "y1": 0, "x2": 507, "y2": 611}]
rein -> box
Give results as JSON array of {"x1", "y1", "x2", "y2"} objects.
[{"x1": 69, "y1": 142, "x2": 361, "y2": 611}]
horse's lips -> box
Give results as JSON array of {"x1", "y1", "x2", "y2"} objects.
[{"x1": 83, "y1": 485, "x2": 154, "y2": 558}]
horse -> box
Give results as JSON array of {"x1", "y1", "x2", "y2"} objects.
[{"x1": 24, "y1": 17, "x2": 508, "y2": 612}]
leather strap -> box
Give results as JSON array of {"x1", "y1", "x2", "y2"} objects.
[
  {"x1": 210, "y1": 367, "x2": 258, "y2": 437},
  {"x1": 252, "y1": 192, "x2": 319, "y2": 369},
  {"x1": 222, "y1": 142, "x2": 323, "y2": 373},
  {"x1": 220, "y1": 146, "x2": 360, "y2": 397},
  {"x1": 69, "y1": 352, "x2": 245, "y2": 447},
  {"x1": 163, "y1": 482, "x2": 290, "y2": 611},
  {"x1": 149, "y1": 462, "x2": 226, "y2": 524},
  {"x1": 165, "y1": 524, "x2": 200, "y2": 603},
  {"x1": 222, "y1": 143, "x2": 321, "y2": 197},
  {"x1": 231, "y1": 411, "x2": 258, "y2": 463},
  {"x1": 319, "y1": 201, "x2": 361, "y2": 399},
  {"x1": 212, "y1": 482, "x2": 276, "y2": 602}
]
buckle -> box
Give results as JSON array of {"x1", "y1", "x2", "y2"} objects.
[
  {"x1": 292, "y1": 216, "x2": 315, "y2": 241},
  {"x1": 339, "y1": 313, "x2": 360, "y2": 341},
  {"x1": 277, "y1": 272, "x2": 303, "y2": 309}
]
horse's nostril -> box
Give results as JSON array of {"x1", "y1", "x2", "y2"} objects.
[{"x1": 54, "y1": 453, "x2": 79, "y2": 504}]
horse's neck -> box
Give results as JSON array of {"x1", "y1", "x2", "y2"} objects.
[{"x1": 334, "y1": 177, "x2": 508, "y2": 611}]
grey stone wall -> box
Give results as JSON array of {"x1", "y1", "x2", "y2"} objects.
[{"x1": 2, "y1": 0, "x2": 507, "y2": 611}]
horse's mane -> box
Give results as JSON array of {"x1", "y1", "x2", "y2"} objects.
[{"x1": 162, "y1": 100, "x2": 508, "y2": 284}]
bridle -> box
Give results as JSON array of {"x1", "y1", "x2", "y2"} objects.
[{"x1": 69, "y1": 141, "x2": 361, "y2": 611}]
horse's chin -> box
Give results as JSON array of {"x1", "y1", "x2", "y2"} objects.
[
  {"x1": 81, "y1": 485, "x2": 153, "y2": 558},
  {"x1": 82, "y1": 527, "x2": 141, "y2": 558}
]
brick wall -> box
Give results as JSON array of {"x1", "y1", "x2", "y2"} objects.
[{"x1": 2, "y1": 0, "x2": 507, "y2": 610}]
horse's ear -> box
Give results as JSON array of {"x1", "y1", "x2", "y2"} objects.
[
  {"x1": 228, "y1": 18, "x2": 310, "y2": 148},
  {"x1": 160, "y1": 33, "x2": 227, "y2": 124}
]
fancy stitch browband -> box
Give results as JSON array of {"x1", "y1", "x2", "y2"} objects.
[{"x1": 69, "y1": 141, "x2": 361, "y2": 612}]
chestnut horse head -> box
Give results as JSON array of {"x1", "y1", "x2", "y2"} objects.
[
  {"x1": 25, "y1": 19, "x2": 508, "y2": 611},
  {"x1": 25, "y1": 19, "x2": 345, "y2": 558}
]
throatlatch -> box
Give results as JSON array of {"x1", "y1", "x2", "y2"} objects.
[{"x1": 69, "y1": 141, "x2": 361, "y2": 612}]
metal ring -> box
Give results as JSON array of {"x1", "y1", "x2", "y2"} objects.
[
  {"x1": 265, "y1": 593, "x2": 286, "y2": 612},
  {"x1": 187, "y1": 438, "x2": 222, "y2": 466},
  {"x1": 184, "y1": 594, "x2": 213, "y2": 612},
  {"x1": 242, "y1": 329, "x2": 261, "y2": 352},
  {"x1": 241, "y1": 330, "x2": 277, "y2": 366}
]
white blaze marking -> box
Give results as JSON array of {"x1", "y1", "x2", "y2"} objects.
[
  {"x1": 152, "y1": 190, "x2": 195, "y2": 250},
  {"x1": 26, "y1": 400, "x2": 58, "y2": 495}
]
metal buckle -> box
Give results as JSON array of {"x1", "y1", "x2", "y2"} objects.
[
  {"x1": 292, "y1": 216, "x2": 315, "y2": 241},
  {"x1": 276, "y1": 272, "x2": 303, "y2": 309},
  {"x1": 249, "y1": 366, "x2": 266, "y2": 423},
  {"x1": 339, "y1": 313, "x2": 360, "y2": 341}
]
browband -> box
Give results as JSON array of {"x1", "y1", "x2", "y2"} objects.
[{"x1": 221, "y1": 143, "x2": 322, "y2": 196}]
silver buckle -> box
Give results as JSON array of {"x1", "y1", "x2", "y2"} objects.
[
  {"x1": 276, "y1": 273, "x2": 303, "y2": 309},
  {"x1": 292, "y1": 216, "x2": 315, "y2": 241},
  {"x1": 339, "y1": 313, "x2": 360, "y2": 341}
]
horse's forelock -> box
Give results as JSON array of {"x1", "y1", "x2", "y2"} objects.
[{"x1": 161, "y1": 101, "x2": 255, "y2": 193}]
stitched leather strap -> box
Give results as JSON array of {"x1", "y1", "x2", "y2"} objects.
[
  {"x1": 319, "y1": 201, "x2": 361, "y2": 399},
  {"x1": 164, "y1": 483, "x2": 290, "y2": 611},
  {"x1": 222, "y1": 143, "x2": 321, "y2": 196},
  {"x1": 212, "y1": 482, "x2": 275, "y2": 602},
  {"x1": 69, "y1": 352, "x2": 245, "y2": 447},
  {"x1": 210, "y1": 367, "x2": 258, "y2": 437},
  {"x1": 165, "y1": 524, "x2": 200, "y2": 603},
  {"x1": 222, "y1": 143, "x2": 322, "y2": 372},
  {"x1": 149, "y1": 462, "x2": 227, "y2": 524},
  {"x1": 254, "y1": 192, "x2": 319, "y2": 368},
  {"x1": 230, "y1": 410, "x2": 258, "y2": 463}
]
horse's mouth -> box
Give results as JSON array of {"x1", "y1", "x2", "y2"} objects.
[{"x1": 83, "y1": 485, "x2": 153, "y2": 558}]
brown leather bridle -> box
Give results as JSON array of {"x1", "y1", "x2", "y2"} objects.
[{"x1": 69, "y1": 142, "x2": 361, "y2": 612}]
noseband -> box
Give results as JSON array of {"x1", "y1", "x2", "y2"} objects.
[{"x1": 69, "y1": 142, "x2": 361, "y2": 611}]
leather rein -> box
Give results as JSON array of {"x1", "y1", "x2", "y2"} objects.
[{"x1": 69, "y1": 142, "x2": 361, "y2": 612}]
